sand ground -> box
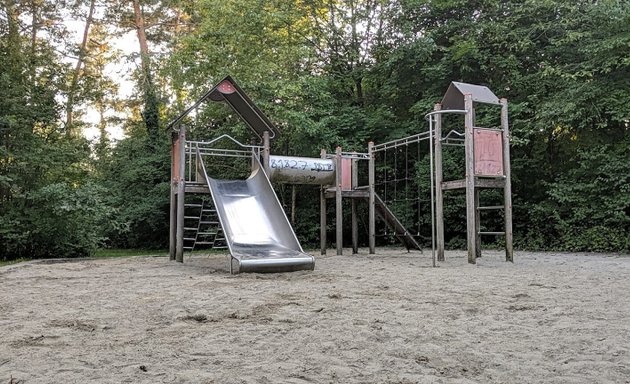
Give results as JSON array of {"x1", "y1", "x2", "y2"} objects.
[{"x1": 1, "y1": 249, "x2": 629, "y2": 384}]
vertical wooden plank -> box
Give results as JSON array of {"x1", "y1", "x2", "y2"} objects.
[
  {"x1": 501, "y1": 98, "x2": 514, "y2": 262},
  {"x1": 320, "y1": 186, "x2": 327, "y2": 255},
  {"x1": 351, "y1": 156, "x2": 359, "y2": 254},
  {"x1": 434, "y1": 104, "x2": 445, "y2": 262},
  {"x1": 351, "y1": 199, "x2": 358, "y2": 254},
  {"x1": 474, "y1": 129, "x2": 504, "y2": 176},
  {"x1": 464, "y1": 95, "x2": 477, "y2": 264},
  {"x1": 335, "y1": 147, "x2": 343, "y2": 255},
  {"x1": 368, "y1": 142, "x2": 376, "y2": 254},
  {"x1": 320, "y1": 148, "x2": 327, "y2": 255},
  {"x1": 291, "y1": 185, "x2": 297, "y2": 225},
  {"x1": 340, "y1": 158, "x2": 353, "y2": 191},
  {"x1": 475, "y1": 188, "x2": 481, "y2": 259},
  {"x1": 263, "y1": 130, "x2": 270, "y2": 175},
  {"x1": 169, "y1": 131, "x2": 178, "y2": 261},
  {"x1": 175, "y1": 125, "x2": 187, "y2": 263}
]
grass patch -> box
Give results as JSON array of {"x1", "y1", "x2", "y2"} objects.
[
  {"x1": 93, "y1": 249, "x2": 168, "y2": 258},
  {"x1": 0, "y1": 258, "x2": 31, "y2": 267},
  {"x1": 1, "y1": 248, "x2": 224, "y2": 266}
]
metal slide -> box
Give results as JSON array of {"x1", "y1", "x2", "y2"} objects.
[{"x1": 198, "y1": 154, "x2": 315, "y2": 273}]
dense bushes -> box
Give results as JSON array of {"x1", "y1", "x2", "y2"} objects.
[{"x1": 0, "y1": 183, "x2": 113, "y2": 259}]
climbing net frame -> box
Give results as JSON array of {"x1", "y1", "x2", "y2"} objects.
[
  {"x1": 371, "y1": 131, "x2": 432, "y2": 244},
  {"x1": 369, "y1": 109, "x2": 467, "y2": 267}
]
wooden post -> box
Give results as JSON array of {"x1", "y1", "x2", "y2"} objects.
[
  {"x1": 501, "y1": 98, "x2": 514, "y2": 262},
  {"x1": 291, "y1": 185, "x2": 297, "y2": 225},
  {"x1": 368, "y1": 142, "x2": 376, "y2": 254},
  {"x1": 169, "y1": 131, "x2": 178, "y2": 261},
  {"x1": 175, "y1": 125, "x2": 187, "y2": 263},
  {"x1": 434, "y1": 104, "x2": 445, "y2": 262},
  {"x1": 320, "y1": 148, "x2": 327, "y2": 255},
  {"x1": 335, "y1": 146, "x2": 343, "y2": 255},
  {"x1": 464, "y1": 95, "x2": 477, "y2": 264},
  {"x1": 351, "y1": 155, "x2": 359, "y2": 254},
  {"x1": 263, "y1": 130, "x2": 271, "y2": 175},
  {"x1": 475, "y1": 189, "x2": 481, "y2": 259}
]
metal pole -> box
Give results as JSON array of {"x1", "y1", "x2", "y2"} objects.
[
  {"x1": 175, "y1": 125, "x2": 187, "y2": 263},
  {"x1": 501, "y1": 98, "x2": 514, "y2": 262},
  {"x1": 335, "y1": 146, "x2": 343, "y2": 256},
  {"x1": 429, "y1": 116, "x2": 436, "y2": 268},
  {"x1": 368, "y1": 142, "x2": 376, "y2": 254},
  {"x1": 464, "y1": 94, "x2": 477, "y2": 264}
]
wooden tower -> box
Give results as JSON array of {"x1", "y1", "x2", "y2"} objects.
[{"x1": 433, "y1": 82, "x2": 513, "y2": 264}]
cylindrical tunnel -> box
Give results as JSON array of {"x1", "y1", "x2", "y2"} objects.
[{"x1": 268, "y1": 155, "x2": 335, "y2": 185}]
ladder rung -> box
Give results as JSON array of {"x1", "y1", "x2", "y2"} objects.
[
  {"x1": 184, "y1": 216, "x2": 199, "y2": 219},
  {"x1": 197, "y1": 232, "x2": 218, "y2": 236},
  {"x1": 478, "y1": 231, "x2": 505, "y2": 236},
  {"x1": 184, "y1": 227, "x2": 198, "y2": 231},
  {"x1": 195, "y1": 241, "x2": 214, "y2": 245},
  {"x1": 213, "y1": 245, "x2": 228, "y2": 249},
  {"x1": 477, "y1": 206, "x2": 504, "y2": 210},
  {"x1": 202, "y1": 209, "x2": 216, "y2": 213},
  {"x1": 184, "y1": 204, "x2": 203, "y2": 208},
  {"x1": 183, "y1": 237, "x2": 196, "y2": 241},
  {"x1": 200, "y1": 221, "x2": 219, "y2": 225}
]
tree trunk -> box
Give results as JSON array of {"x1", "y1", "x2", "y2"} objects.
[
  {"x1": 4, "y1": 0, "x2": 22, "y2": 72},
  {"x1": 131, "y1": 0, "x2": 159, "y2": 141},
  {"x1": 66, "y1": 0, "x2": 96, "y2": 136}
]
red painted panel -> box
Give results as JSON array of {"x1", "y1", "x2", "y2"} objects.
[
  {"x1": 341, "y1": 158, "x2": 353, "y2": 191},
  {"x1": 474, "y1": 129, "x2": 504, "y2": 176},
  {"x1": 217, "y1": 79, "x2": 236, "y2": 94}
]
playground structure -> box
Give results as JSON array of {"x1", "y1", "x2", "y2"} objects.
[{"x1": 168, "y1": 77, "x2": 513, "y2": 273}]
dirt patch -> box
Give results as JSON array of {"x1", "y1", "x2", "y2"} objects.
[{"x1": 1, "y1": 249, "x2": 629, "y2": 383}]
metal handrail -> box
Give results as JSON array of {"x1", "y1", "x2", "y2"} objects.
[
  {"x1": 371, "y1": 130, "x2": 432, "y2": 152},
  {"x1": 187, "y1": 134, "x2": 263, "y2": 150},
  {"x1": 424, "y1": 109, "x2": 467, "y2": 120}
]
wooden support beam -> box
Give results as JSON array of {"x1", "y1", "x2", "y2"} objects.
[
  {"x1": 464, "y1": 94, "x2": 477, "y2": 264},
  {"x1": 442, "y1": 178, "x2": 505, "y2": 190},
  {"x1": 325, "y1": 189, "x2": 370, "y2": 198},
  {"x1": 320, "y1": 186, "x2": 327, "y2": 256},
  {"x1": 475, "y1": 188, "x2": 481, "y2": 259},
  {"x1": 175, "y1": 125, "x2": 187, "y2": 263},
  {"x1": 169, "y1": 131, "x2": 178, "y2": 261},
  {"x1": 320, "y1": 148, "x2": 327, "y2": 255},
  {"x1": 263, "y1": 130, "x2": 270, "y2": 175},
  {"x1": 335, "y1": 146, "x2": 343, "y2": 255},
  {"x1": 291, "y1": 185, "x2": 297, "y2": 226},
  {"x1": 351, "y1": 156, "x2": 359, "y2": 254},
  {"x1": 501, "y1": 98, "x2": 514, "y2": 262},
  {"x1": 368, "y1": 142, "x2": 376, "y2": 254}
]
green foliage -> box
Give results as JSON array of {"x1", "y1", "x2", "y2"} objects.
[
  {"x1": 99, "y1": 135, "x2": 171, "y2": 249},
  {"x1": 546, "y1": 141, "x2": 630, "y2": 251},
  {"x1": 1, "y1": 182, "x2": 113, "y2": 259},
  {"x1": 2, "y1": 0, "x2": 628, "y2": 258}
]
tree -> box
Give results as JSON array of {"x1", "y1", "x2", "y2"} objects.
[{"x1": 65, "y1": 0, "x2": 97, "y2": 136}]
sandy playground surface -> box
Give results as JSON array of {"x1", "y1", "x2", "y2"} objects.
[{"x1": 1, "y1": 248, "x2": 629, "y2": 383}]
